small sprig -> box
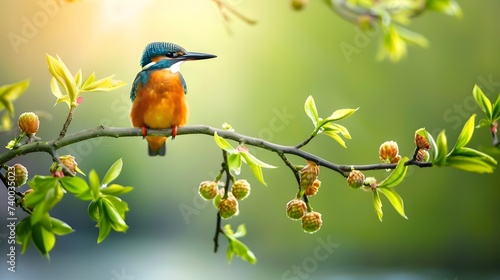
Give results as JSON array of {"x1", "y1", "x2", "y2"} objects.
[
  {"x1": 47, "y1": 54, "x2": 126, "y2": 139},
  {"x1": 473, "y1": 84, "x2": 500, "y2": 146}
]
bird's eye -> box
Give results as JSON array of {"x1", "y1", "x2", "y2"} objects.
[{"x1": 167, "y1": 51, "x2": 184, "y2": 58}]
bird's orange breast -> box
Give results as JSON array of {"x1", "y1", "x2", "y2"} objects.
[{"x1": 130, "y1": 69, "x2": 188, "y2": 130}]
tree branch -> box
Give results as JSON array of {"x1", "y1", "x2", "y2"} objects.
[{"x1": 0, "y1": 125, "x2": 432, "y2": 173}]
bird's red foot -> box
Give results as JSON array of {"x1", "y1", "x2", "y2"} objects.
[
  {"x1": 172, "y1": 125, "x2": 178, "y2": 140},
  {"x1": 141, "y1": 126, "x2": 147, "y2": 138}
]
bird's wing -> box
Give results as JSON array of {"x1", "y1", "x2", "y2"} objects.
[
  {"x1": 179, "y1": 73, "x2": 187, "y2": 95},
  {"x1": 130, "y1": 71, "x2": 149, "y2": 102}
]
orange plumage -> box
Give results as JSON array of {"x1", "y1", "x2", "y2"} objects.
[{"x1": 130, "y1": 69, "x2": 188, "y2": 155}]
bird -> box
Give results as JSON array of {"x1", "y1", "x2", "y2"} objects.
[{"x1": 129, "y1": 42, "x2": 216, "y2": 156}]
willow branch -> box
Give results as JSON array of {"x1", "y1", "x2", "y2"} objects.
[{"x1": 0, "y1": 125, "x2": 432, "y2": 173}]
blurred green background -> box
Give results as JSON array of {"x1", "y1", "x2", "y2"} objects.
[{"x1": 1, "y1": 0, "x2": 499, "y2": 279}]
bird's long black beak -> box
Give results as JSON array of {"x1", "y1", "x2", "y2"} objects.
[{"x1": 181, "y1": 52, "x2": 217, "y2": 61}]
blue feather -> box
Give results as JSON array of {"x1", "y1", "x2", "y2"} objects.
[{"x1": 140, "y1": 42, "x2": 186, "y2": 67}]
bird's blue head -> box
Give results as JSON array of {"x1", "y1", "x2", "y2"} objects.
[{"x1": 140, "y1": 42, "x2": 216, "y2": 71}]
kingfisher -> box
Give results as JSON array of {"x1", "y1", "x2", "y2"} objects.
[{"x1": 129, "y1": 42, "x2": 216, "y2": 156}]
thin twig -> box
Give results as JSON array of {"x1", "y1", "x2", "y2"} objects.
[
  {"x1": 212, "y1": 0, "x2": 257, "y2": 25},
  {"x1": 295, "y1": 134, "x2": 315, "y2": 150},
  {"x1": 56, "y1": 105, "x2": 76, "y2": 141},
  {"x1": 213, "y1": 150, "x2": 232, "y2": 253}
]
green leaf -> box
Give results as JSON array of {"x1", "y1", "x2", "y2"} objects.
[
  {"x1": 101, "y1": 158, "x2": 123, "y2": 187},
  {"x1": 373, "y1": 190, "x2": 383, "y2": 222},
  {"x1": 329, "y1": 123, "x2": 352, "y2": 139},
  {"x1": 224, "y1": 224, "x2": 257, "y2": 264},
  {"x1": 16, "y1": 217, "x2": 32, "y2": 254},
  {"x1": 101, "y1": 184, "x2": 134, "y2": 196},
  {"x1": 240, "y1": 151, "x2": 277, "y2": 169},
  {"x1": 214, "y1": 132, "x2": 236, "y2": 153},
  {"x1": 323, "y1": 108, "x2": 359, "y2": 122},
  {"x1": 227, "y1": 238, "x2": 257, "y2": 264},
  {"x1": 446, "y1": 155, "x2": 496, "y2": 174},
  {"x1": 233, "y1": 224, "x2": 247, "y2": 238},
  {"x1": 102, "y1": 197, "x2": 128, "y2": 232},
  {"x1": 1, "y1": 111, "x2": 12, "y2": 131},
  {"x1": 50, "y1": 217, "x2": 74, "y2": 236},
  {"x1": 0, "y1": 79, "x2": 30, "y2": 115},
  {"x1": 32, "y1": 223, "x2": 56, "y2": 257},
  {"x1": 477, "y1": 118, "x2": 491, "y2": 128},
  {"x1": 433, "y1": 130, "x2": 448, "y2": 166},
  {"x1": 240, "y1": 152, "x2": 277, "y2": 186},
  {"x1": 82, "y1": 72, "x2": 96, "y2": 89},
  {"x1": 104, "y1": 195, "x2": 130, "y2": 219},
  {"x1": 213, "y1": 192, "x2": 222, "y2": 209},
  {"x1": 451, "y1": 147, "x2": 497, "y2": 166},
  {"x1": 227, "y1": 152, "x2": 242, "y2": 175},
  {"x1": 452, "y1": 114, "x2": 476, "y2": 151},
  {"x1": 491, "y1": 93, "x2": 500, "y2": 122},
  {"x1": 378, "y1": 188, "x2": 407, "y2": 219},
  {"x1": 46, "y1": 54, "x2": 76, "y2": 104},
  {"x1": 322, "y1": 129, "x2": 347, "y2": 148},
  {"x1": 25, "y1": 177, "x2": 64, "y2": 225},
  {"x1": 88, "y1": 200, "x2": 100, "y2": 222},
  {"x1": 396, "y1": 25, "x2": 429, "y2": 48},
  {"x1": 377, "y1": 157, "x2": 409, "y2": 188},
  {"x1": 473, "y1": 85, "x2": 492, "y2": 119},
  {"x1": 88, "y1": 169, "x2": 101, "y2": 200},
  {"x1": 74, "y1": 69, "x2": 83, "y2": 88},
  {"x1": 377, "y1": 24, "x2": 407, "y2": 62},
  {"x1": 426, "y1": 0, "x2": 462, "y2": 17},
  {"x1": 304, "y1": 95, "x2": 319, "y2": 126},
  {"x1": 96, "y1": 216, "x2": 111, "y2": 244},
  {"x1": 81, "y1": 74, "x2": 127, "y2": 92},
  {"x1": 60, "y1": 176, "x2": 92, "y2": 200}
]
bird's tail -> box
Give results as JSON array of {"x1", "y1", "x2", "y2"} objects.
[{"x1": 146, "y1": 136, "x2": 166, "y2": 156}]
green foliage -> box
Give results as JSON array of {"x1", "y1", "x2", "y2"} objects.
[
  {"x1": 47, "y1": 54, "x2": 126, "y2": 109},
  {"x1": 372, "y1": 157, "x2": 408, "y2": 221},
  {"x1": 223, "y1": 224, "x2": 257, "y2": 264},
  {"x1": 304, "y1": 96, "x2": 357, "y2": 148},
  {"x1": 0, "y1": 79, "x2": 29, "y2": 131},
  {"x1": 432, "y1": 115, "x2": 497, "y2": 173},
  {"x1": 18, "y1": 158, "x2": 132, "y2": 256},
  {"x1": 473, "y1": 84, "x2": 500, "y2": 129},
  {"x1": 214, "y1": 131, "x2": 276, "y2": 185},
  {"x1": 17, "y1": 215, "x2": 74, "y2": 258}
]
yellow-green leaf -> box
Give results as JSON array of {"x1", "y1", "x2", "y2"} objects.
[
  {"x1": 74, "y1": 69, "x2": 83, "y2": 88},
  {"x1": 102, "y1": 158, "x2": 123, "y2": 187},
  {"x1": 373, "y1": 190, "x2": 383, "y2": 222},
  {"x1": 378, "y1": 188, "x2": 407, "y2": 219},
  {"x1": 32, "y1": 223, "x2": 56, "y2": 257},
  {"x1": 1, "y1": 112, "x2": 12, "y2": 131},
  {"x1": 325, "y1": 108, "x2": 359, "y2": 122},
  {"x1": 214, "y1": 132, "x2": 236, "y2": 153},
  {"x1": 473, "y1": 85, "x2": 492, "y2": 119},
  {"x1": 46, "y1": 54, "x2": 76, "y2": 102},
  {"x1": 304, "y1": 95, "x2": 319, "y2": 126},
  {"x1": 322, "y1": 129, "x2": 347, "y2": 148},
  {"x1": 81, "y1": 74, "x2": 127, "y2": 92},
  {"x1": 378, "y1": 157, "x2": 408, "y2": 188},
  {"x1": 433, "y1": 130, "x2": 448, "y2": 166},
  {"x1": 446, "y1": 155, "x2": 496, "y2": 174},
  {"x1": 240, "y1": 152, "x2": 268, "y2": 186},
  {"x1": 0, "y1": 79, "x2": 29, "y2": 115},
  {"x1": 50, "y1": 77, "x2": 63, "y2": 98},
  {"x1": 89, "y1": 169, "x2": 101, "y2": 200},
  {"x1": 452, "y1": 114, "x2": 475, "y2": 151}
]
